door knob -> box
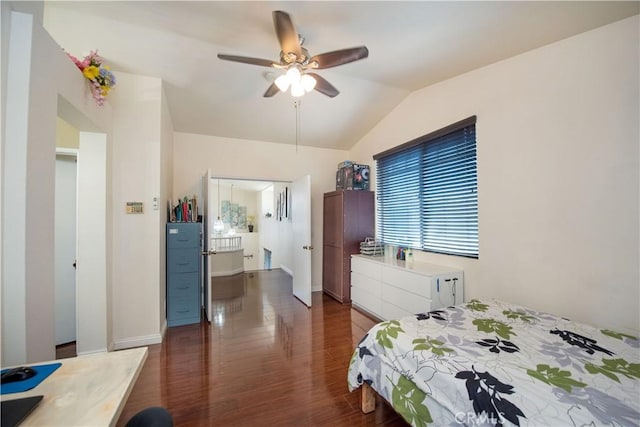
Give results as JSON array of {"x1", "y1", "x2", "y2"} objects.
[{"x1": 302, "y1": 245, "x2": 314, "y2": 250}]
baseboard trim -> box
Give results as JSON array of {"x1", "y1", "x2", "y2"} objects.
[
  {"x1": 76, "y1": 347, "x2": 108, "y2": 357},
  {"x1": 160, "y1": 319, "x2": 167, "y2": 339},
  {"x1": 113, "y1": 333, "x2": 163, "y2": 350},
  {"x1": 281, "y1": 265, "x2": 293, "y2": 276}
]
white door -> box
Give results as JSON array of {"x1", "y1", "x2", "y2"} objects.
[
  {"x1": 292, "y1": 175, "x2": 312, "y2": 307},
  {"x1": 55, "y1": 154, "x2": 77, "y2": 345},
  {"x1": 202, "y1": 169, "x2": 212, "y2": 322}
]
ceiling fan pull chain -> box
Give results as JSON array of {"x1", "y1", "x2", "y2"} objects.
[{"x1": 295, "y1": 100, "x2": 301, "y2": 152}]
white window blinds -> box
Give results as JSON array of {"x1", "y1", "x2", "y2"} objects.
[{"x1": 375, "y1": 116, "x2": 478, "y2": 258}]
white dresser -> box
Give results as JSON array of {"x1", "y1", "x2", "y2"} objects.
[{"x1": 350, "y1": 254, "x2": 464, "y2": 320}]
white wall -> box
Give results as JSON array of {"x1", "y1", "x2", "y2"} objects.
[
  {"x1": 56, "y1": 117, "x2": 79, "y2": 149},
  {"x1": 260, "y1": 182, "x2": 293, "y2": 273},
  {"x1": 109, "y1": 72, "x2": 170, "y2": 349},
  {"x1": 173, "y1": 133, "x2": 348, "y2": 291},
  {"x1": 350, "y1": 16, "x2": 639, "y2": 333},
  {"x1": 238, "y1": 232, "x2": 259, "y2": 271},
  {"x1": 258, "y1": 186, "x2": 275, "y2": 269},
  {"x1": 77, "y1": 132, "x2": 108, "y2": 354},
  {"x1": 3, "y1": 9, "x2": 34, "y2": 365},
  {"x1": 159, "y1": 84, "x2": 173, "y2": 336}
]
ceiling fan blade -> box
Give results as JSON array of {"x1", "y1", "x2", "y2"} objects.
[
  {"x1": 263, "y1": 83, "x2": 280, "y2": 98},
  {"x1": 217, "y1": 54, "x2": 276, "y2": 67},
  {"x1": 307, "y1": 73, "x2": 339, "y2": 98},
  {"x1": 309, "y1": 46, "x2": 369, "y2": 69},
  {"x1": 273, "y1": 10, "x2": 301, "y2": 59}
]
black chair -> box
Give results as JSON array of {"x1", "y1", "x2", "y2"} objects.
[{"x1": 125, "y1": 407, "x2": 173, "y2": 427}]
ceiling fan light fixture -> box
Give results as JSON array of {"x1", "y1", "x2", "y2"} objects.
[
  {"x1": 286, "y1": 66, "x2": 301, "y2": 81},
  {"x1": 291, "y1": 81, "x2": 305, "y2": 97},
  {"x1": 277, "y1": 64, "x2": 313, "y2": 97},
  {"x1": 301, "y1": 74, "x2": 316, "y2": 92},
  {"x1": 275, "y1": 74, "x2": 291, "y2": 92}
]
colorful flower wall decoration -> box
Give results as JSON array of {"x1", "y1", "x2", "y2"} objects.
[{"x1": 67, "y1": 50, "x2": 116, "y2": 106}]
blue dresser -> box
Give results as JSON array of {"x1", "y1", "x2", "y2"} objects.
[{"x1": 166, "y1": 223, "x2": 201, "y2": 327}]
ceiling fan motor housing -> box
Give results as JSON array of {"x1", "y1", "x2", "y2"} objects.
[{"x1": 280, "y1": 46, "x2": 310, "y2": 66}]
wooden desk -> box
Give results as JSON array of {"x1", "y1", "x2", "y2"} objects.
[{"x1": 1, "y1": 347, "x2": 147, "y2": 426}]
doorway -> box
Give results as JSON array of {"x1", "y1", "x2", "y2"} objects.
[
  {"x1": 203, "y1": 175, "x2": 311, "y2": 321},
  {"x1": 56, "y1": 99, "x2": 110, "y2": 356},
  {"x1": 209, "y1": 178, "x2": 280, "y2": 273},
  {"x1": 54, "y1": 152, "x2": 77, "y2": 355}
]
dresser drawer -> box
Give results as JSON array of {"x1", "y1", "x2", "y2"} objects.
[
  {"x1": 167, "y1": 248, "x2": 199, "y2": 273},
  {"x1": 351, "y1": 256, "x2": 382, "y2": 280},
  {"x1": 382, "y1": 283, "x2": 431, "y2": 315},
  {"x1": 167, "y1": 223, "x2": 200, "y2": 249},
  {"x1": 351, "y1": 271, "x2": 382, "y2": 296},
  {"x1": 382, "y1": 267, "x2": 433, "y2": 298},
  {"x1": 351, "y1": 286, "x2": 382, "y2": 319},
  {"x1": 382, "y1": 301, "x2": 418, "y2": 321}
]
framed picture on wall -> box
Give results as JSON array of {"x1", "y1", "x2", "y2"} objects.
[
  {"x1": 284, "y1": 187, "x2": 288, "y2": 218},
  {"x1": 281, "y1": 192, "x2": 284, "y2": 221}
]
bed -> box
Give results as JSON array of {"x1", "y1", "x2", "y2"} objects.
[{"x1": 348, "y1": 299, "x2": 640, "y2": 426}]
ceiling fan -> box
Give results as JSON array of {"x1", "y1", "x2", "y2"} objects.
[{"x1": 217, "y1": 10, "x2": 369, "y2": 98}]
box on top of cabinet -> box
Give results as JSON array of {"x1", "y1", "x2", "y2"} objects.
[{"x1": 336, "y1": 164, "x2": 370, "y2": 190}]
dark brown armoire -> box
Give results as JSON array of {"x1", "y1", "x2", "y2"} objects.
[{"x1": 322, "y1": 190, "x2": 374, "y2": 303}]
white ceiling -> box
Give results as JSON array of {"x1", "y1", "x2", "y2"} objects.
[{"x1": 43, "y1": 1, "x2": 638, "y2": 150}]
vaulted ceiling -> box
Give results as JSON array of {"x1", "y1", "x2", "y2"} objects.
[{"x1": 43, "y1": 1, "x2": 639, "y2": 150}]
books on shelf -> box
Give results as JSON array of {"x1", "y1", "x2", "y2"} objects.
[{"x1": 170, "y1": 195, "x2": 198, "y2": 223}]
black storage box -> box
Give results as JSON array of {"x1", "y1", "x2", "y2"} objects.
[{"x1": 336, "y1": 164, "x2": 370, "y2": 190}]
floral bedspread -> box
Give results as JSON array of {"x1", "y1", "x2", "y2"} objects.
[{"x1": 348, "y1": 299, "x2": 640, "y2": 426}]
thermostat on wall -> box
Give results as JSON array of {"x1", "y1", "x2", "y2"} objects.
[{"x1": 126, "y1": 202, "x2": 144, "y2": 214}]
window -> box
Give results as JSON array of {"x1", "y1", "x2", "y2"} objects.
[{"x1": 374, "y1": 116, "x2": 478, "y2": 258}]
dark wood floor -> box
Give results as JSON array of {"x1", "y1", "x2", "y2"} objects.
[
  {"x1": 117, "y1": 269, "x2": 406, "y2": 426},
  {"x1": 55, "y1": 341, "x2": 77, "y2": 359}
]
